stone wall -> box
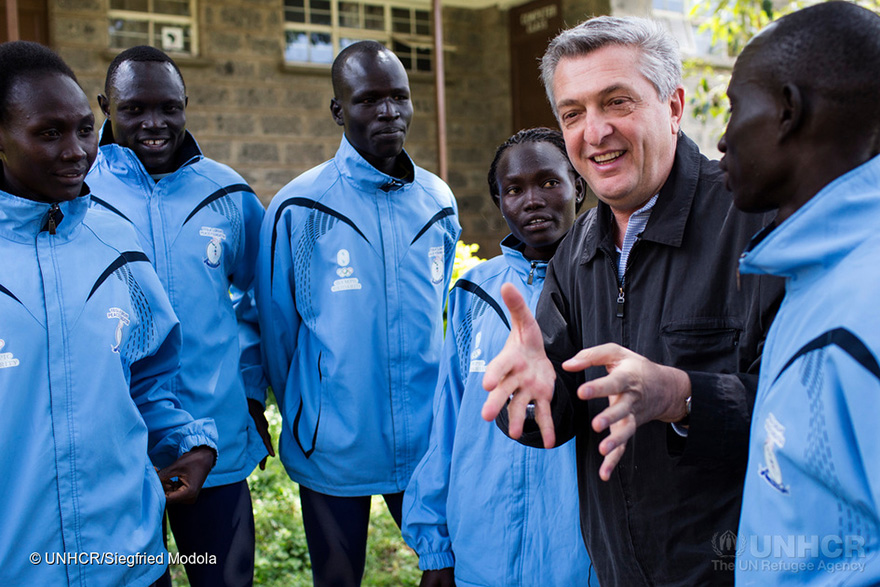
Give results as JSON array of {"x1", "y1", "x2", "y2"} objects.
[
  {"x1": 46, "y1": 0, "x2": 519, "y2": 257},
  {"x1": 44, "y1": 0, "x2": 722, "y2": 260}
]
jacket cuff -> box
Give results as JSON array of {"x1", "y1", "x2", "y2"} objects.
[
  {"x1": 176, "y1": 419, "x2": 219, "y2": 461},
  {"x1": 674, "y1": 371, "x2": 751, "y2": 465},
  {"x1": 418, "y1": 551, "x2": 455, "y2": 571}
]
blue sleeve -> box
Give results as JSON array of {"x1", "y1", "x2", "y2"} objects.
[
  {"x1": 402, "y1": 288, "x2": 464, "y2": 571},
  {"x1": 255, "y1": 196, "x2": 300, "y2": 414},
  {"x1": 128, "y1": 261, "x2": 219, "y2": 469},
  {"x1": 231, "y1": 191, "x2": 269, "y2": 404}
]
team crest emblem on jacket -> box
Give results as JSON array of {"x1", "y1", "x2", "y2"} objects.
[
  {"x1": 107, "y1": 308, "x2": 131, "y2": 353},
  {"x1": 331, "y1": 248, "x2": 362, "y2": 292},
  {"x1": 428, "y1": 246, "x2": 444, "y2": 285},
  {"x1": 199, "y1": 227, "x2": 227, "y2": 268},
  {"x1": 0, "y1": 339, "x2": 20, "y2": 369},
  {"x1": 469, "y1": 331, "x2": 486, "y2": 373},
  {"x1": 759, "y1": 412, "x2": 790, "y2": 494}
]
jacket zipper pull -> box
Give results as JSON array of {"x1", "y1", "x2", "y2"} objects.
[
  {"x1": 47, "y1": 203, "x2": 62, "y2": 235},
  {"x1": 616, "y1": 287, "x2": 625, "y2": 318},
  {"x1": 528, "y1": 261, "x2": 538, "y2": 285}
]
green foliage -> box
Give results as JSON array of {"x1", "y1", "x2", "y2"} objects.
[
  {"x1": 687, "y1": 0, "x2": 880, "y2": 126},
  {"x1": 166, "y1": 399, "x2": 421, "y2": 586},
  {"x1": 451, "y1": 241, "x2": 486, "y2": 287}
]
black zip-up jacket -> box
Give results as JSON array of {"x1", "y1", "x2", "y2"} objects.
[{"x1": 505, "y1": 134, "x2": 784, "y2": 586}]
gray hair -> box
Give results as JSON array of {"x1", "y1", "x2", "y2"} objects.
[{"x1": 540, "y1": 16, "x2": 682, "y2": 115}]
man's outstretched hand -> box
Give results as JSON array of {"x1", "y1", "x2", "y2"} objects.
[
  {"x1": 563, "y1": 344, "x2": 691, "y2": 480},
  {"x1": 481, "y1": 283, "x2": 557, "y2": 448},
  {"x1": 480, "y1": 283, "x2": 692, "y2": 481}
]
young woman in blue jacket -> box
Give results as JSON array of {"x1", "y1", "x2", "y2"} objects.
[
  {"x1": 0, "y1": 41, "x2": 217, "y2": 587},
  {"x1": 402, "y1": 128, "x2": 599, "y2": 587}
]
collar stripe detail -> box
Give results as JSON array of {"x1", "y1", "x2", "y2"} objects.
[
  {"x1": 87, "y1": 252, "x2": 151, "y2": 301},
  {"x1": 183, "y1": 184, "x2": 255, "y2": 225},
  {"x1": 270, "y1": 197, "x2": 370, "y2": 282},
  {"x1": 454, "y1": 279, "x2": 511, "y2": 330},
  {"x1": 0, "y1": 283, "x2": 21, "y2": 304},
  {"x1": 773, "y1": 327, "x2": 880, "y2": 384},
  {"x1": 91, "y1": 196, "x2": 133, "y2": 224},
  {"x1": 411, "y1": 207, "x2": 455, "y2": 245}
]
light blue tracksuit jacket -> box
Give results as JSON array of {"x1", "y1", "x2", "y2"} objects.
[
  {"x1": 87, "y1": 125, "x2": 267, "y2": 487},
  {"x1": 0, "y1": 189, "x2": 217, "y2": 586},
  {"x1": 737, "y1": 155, "x2": 880, "y2": 585},
  {"x1": 256, "y1": 136, "x2": 460, "y2": 495},
  {"x1": 402, "y1": 236, "x2": 597, "y2": 587}
]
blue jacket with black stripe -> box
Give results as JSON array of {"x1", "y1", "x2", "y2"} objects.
[
  {"x1": 256, "y1": 136, "x2": 460, "y2": 495},
  {"x1": 402, "y1": 237, "x2": 596, "y2": 587},
  {"x1": 736, "y1": 155, "x2": 880, "y2": 585},
  {"x1": 0, "y1": 188, "x2": 217, "y2": 586},
  {"x1": 87, "y1": 125, "x2": 268, "y2": 487}
]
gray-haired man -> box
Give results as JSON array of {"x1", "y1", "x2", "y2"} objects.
[{"x1": 482, "y1": 16, "x2": 783, "y2": 586}]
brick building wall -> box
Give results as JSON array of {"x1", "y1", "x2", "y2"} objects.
[{"x1": 41, "y1": 0, "x2": 720, "y2": 258}]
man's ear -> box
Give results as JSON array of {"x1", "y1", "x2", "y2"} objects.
[
  {"x1": 330, "y1": 98, "x2": 344, "y2": 127},
  {"x1": 574, "y1": 175, "x2": 587, "y2": 212},
  {"x1": 779, "y1": 83, "x2": 803, "y2": 142},
  {"x1": 97, "y1": 94, "x2": 111, "y2": 118},
  {"x1": 668, "y1": 86, "x2": 686, "y2": 135}
]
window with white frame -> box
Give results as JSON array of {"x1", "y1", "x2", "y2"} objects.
[
  {"x1": 108, "y1": 0, "x2": 198, "y2": 56},
  {"x1": 652, "y1": 0, "x2": 726, "y2": 60},
  {"x1": 283, "y1": 0, "x2": 432, "y2": 72}
]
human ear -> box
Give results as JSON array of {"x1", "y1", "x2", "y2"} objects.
[
  {"x1": 669, "y1": 86, "x2": 685, "y2": 134},
  {"x1": 97, "y1": 94, "x2": 111, "y2": 118},
  {"x1": 779, "y1": 83, "x2": 803, "y2": 142},
  {"x1": 574, "y1": 175, "x2": 587, "y2": 211},
  {"x1": 330, "y1": 98, "x2": 344, "y2": 127}
]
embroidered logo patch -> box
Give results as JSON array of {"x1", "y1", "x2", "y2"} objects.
[
  {"x1": 0, "y1": 339, "x2": 20, "y2": 369},
  {"x1": 331, "y1": 248, "x2": 362, "y2": 292},
  {"x1": 469, "y1": 331, "x2": 486, "y2": 373},
  {"x1": 107, "y1": 307, "x2": 131, "y2": 353},
  {"x1": 758, "y1": 412, "x2": 790, "y2": 495},
  {"x1": 200, "y1": 227, "x2": 227, "y2": 268},
  {"x1": 428, "y1": 246, "x2": 444, "y2": 285}
]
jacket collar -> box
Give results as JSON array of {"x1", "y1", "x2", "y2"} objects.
[
  {"x1": 334, "y1": 135, "x2": 416, "y2": 193},
  {"x1": 582, "y1": 133, "x2": 702, "y2": 262},
  {"x1": 0, "y1": 184, "x2": 91, "y2": 243},
  {"x1": 98, "y1": 121, "x2": 202, "y2": 174},
  {"x1": 739, "y1": 154, "x2": 880, "y2": 282},
  {"x1": 500, "y1": 234, "x2": 548, "y2": 281}
]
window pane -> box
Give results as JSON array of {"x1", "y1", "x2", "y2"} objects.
[
  {"x1": 310, "y1": 31, "x2": 333, "y2": 63},
  {"x1": 311, "y1": 0, "x2": 332, "y2": 25},
  {"x1": 108, "y1": 18, "x2": 150, "y2": 49},
  {"x1": 391, "y1": 7, "x2": 410, "y2": 33},
  {"x1": 338, "y1": 2, "x2": 360, "y2": 28},
  {"x1": 415, "y1": 10, "x2": 430, "y2": 36},
  {"x1": 110, "y1": 0, "x2": 149, "y2": 10},
  {"x1": 284, "y1": 0, "x2": 306, "y2": 22},
  {"x1": 392, "y1": 40, "x2": 412, "y2": 70},
  {"x1": 285, "y1": 30, "x2": 310, "y2": 61},
  {"x1": 339, "y1": 37, "x2": 363, "y2": 51},
  {"x1": 154, "y1": 0, "x2": 190, "y2": 16},
  {"x1": 153, "y1": 22, "x2": 192, "y2": 53},
  {"x1": 364, "y1": 4, "x2": 384, "y2": 31},
  {"x1": 416, "y1": 47, "x2": 431, "y2": 72}
]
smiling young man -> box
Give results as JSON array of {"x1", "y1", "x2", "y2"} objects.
[
  {"x1": 718, "y1": 3, "x2": 880, "y2": 584},
  {"x1": 480, "y1": 16, "x2": 785, "y2": 586},
  {"x1": 85, "y1": 46, "x2": 271, "y2": 587},
  {"x1": 256, "y1": 40, "x2": 460, "y2": 586}
]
